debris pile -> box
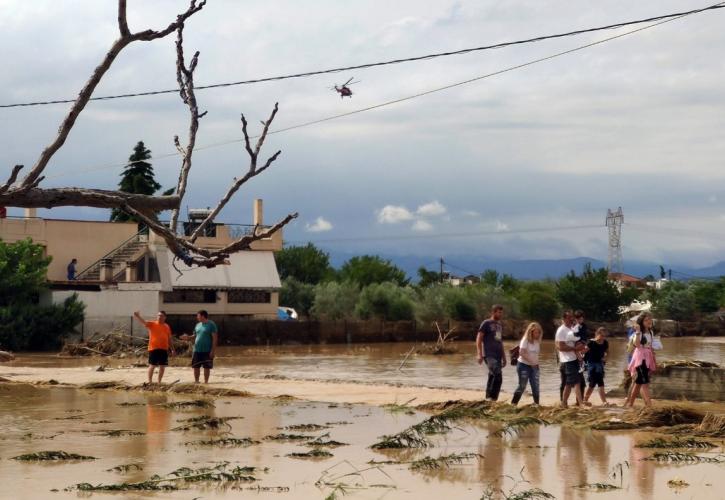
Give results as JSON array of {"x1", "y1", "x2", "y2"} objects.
[{"x1": 60, "y1": 330, "x2": 191, "y2": 358}]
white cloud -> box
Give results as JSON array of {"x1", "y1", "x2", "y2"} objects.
[
  {"x1": 377, "y1": 205, "x2": 414, "y2": 224},
  {"x1": 416, "y1": 200, "x2": 447, "y2": 217},
  {"x1": 495, "y1": 220, "x2": 509, "y2": 232},
  {"x1": 412, "y1": 219, "x2": 433, "y2": 232},
  {"x1": 306, "y1": 216, "x2": 333, "y2": 232},
  {"x1": 462, "y1": 210, "x2": 480, "y2": 217}
]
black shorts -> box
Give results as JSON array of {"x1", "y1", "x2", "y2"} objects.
[
  {"x1": 635, "y1": 363, "x2": 650, "y2": 385},
  {"x1": 587, "y1": 362, "x2": 605, "y2": 388},
  {"x1": 563, "y1": 360, "x2": 580, "y2": 386},
  {"x1": 148, "y1": 349, "x2": 169, "y2": 366},
  {"x1": 192, "y1": 352, "x2": 213, "y2": 369}
]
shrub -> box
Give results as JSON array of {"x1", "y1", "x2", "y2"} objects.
[
  {"x1": 356, "y1": 282, "x2": 415, "y2": 321},
  {"x1": 311, "y1": 281, "x2": 360, "y2": 320}
]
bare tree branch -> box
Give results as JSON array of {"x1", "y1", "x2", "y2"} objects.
[
  {"x1": 169, "y1": 23, "x2": 202, "y2": 233},
  {"x1": 19, "y1": 0, "x2": 205, "y2": 189},
  {"x1": 117, "y1": 0, "x2": 130, "y2": 37},
  {"x1": 0, "y1": 165, "x2": 23, "y2": 195},
  {"x1": 189, "y1": 104, "x2": 281, "y2": 242},
  {"x1": 2, "y1": 188, "x2": 179, "y2": 211}
]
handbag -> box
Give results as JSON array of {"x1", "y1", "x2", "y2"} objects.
[{"x1": 509, "y1": 345, "x2": 520, "y2": 366}]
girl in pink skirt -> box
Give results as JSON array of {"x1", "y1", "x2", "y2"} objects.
[{"x1": 625, "y1": 312, "x2": 657, "y2": 407}]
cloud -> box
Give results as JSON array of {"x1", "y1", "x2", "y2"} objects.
[
  {"x1": 412, "y1": 219, "x2": 433, "y2": 232},
  {"x1": 495, "y1": 220, "x2": 509, "y2": 232},
  {"x1": 306, "y1": 216, "x2": 333, "y2": 232},
  {"x1": 377, "y1": 205, "x2": 414, "y2": 224},
  {"x1": 416, "y1": 200, "x2": 447, "y2": 217},
  {"x1": 462, "y1": 210, "x2": 480, "y2": 217}
]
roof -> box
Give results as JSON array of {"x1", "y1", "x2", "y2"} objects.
[
  {"x1": 160, "y1": 249, "x2": 281, "y2": 290},
  {"x1": 608, "y1": 272, "x2": 644, "y2": 283}
]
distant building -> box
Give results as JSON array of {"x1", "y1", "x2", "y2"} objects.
[
  {"x1": 0, "y1": 200, "x2": 283, "y2": 338},
  {"x1": 608, "y1": 272, "x2": 647, "y2": 291}
]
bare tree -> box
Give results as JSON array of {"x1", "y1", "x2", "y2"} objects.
[{"x1": 0, "y1": 0, "x2": 297, "y2": 268}]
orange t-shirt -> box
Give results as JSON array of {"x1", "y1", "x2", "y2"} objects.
[{"x1": 145, "y1": 321, "x2": 172, "y2": 351}]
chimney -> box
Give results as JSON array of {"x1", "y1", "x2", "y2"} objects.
[
  {"x1": 99, "y1": 259, "x2": 113, "y2": 282},
  {"x1": 24, "y1": 208, "x2": 37, "y2": 218},
  {"x1": 253, "y1": 199, "x2": 263, "y2": 226}
]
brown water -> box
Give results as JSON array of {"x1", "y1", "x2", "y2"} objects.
[
  {"x1": 0, "y1": 384, "x2": 722, "y2": 499},
  {"x1": 13, "y1": 337, "x2": 722, "y2": 396}
]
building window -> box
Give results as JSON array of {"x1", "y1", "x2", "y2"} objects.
[
  {"x1": 228, "y1": 289, "x2": 271, "y2": 304},
  {"x1": 163, "y1": 289, "x2": 217, "y2": 303}
]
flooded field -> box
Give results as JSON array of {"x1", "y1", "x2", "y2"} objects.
[
  {"x1": 7, "y1": 337, "x2": 725, "y2": 396},
  {"x1": 0, "y1": 383, "x2": 723, "y2": 499}
]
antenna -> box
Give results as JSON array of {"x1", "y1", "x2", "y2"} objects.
[{"x1": 605, "y1": 207, "x2": 624, "y2": 274}]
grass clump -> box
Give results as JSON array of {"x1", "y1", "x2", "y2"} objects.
[
  {"x1": 264, "y1": 433, "x2": 312, "y2": 441},
  {"x1": 171, "y1": 415, "x2": 243, "y2": 431},
  {"x1": 286, "y1": 449, "x2": 333, "y2": 459},
  {"x1": 409, "y1": 452, "x2": 482, "y2": 471},
  {"x1": 12, "y1": 450, "x2": 96, "y2": 461},
  {"x1": 102, "y1": 429, "x2": 145, "y2": 437},
  {"x1": 159, "y1": 399, "x2": 214, "y2": 410},
  {"x1": 305, "y1": 434, "x2": 348, "y2": 448},
  {"x1": 636, "y1": 437, "x2": 717, "y2": 449},
  {"x1": 643, "y1": 451, "x2": 724, "y2": 463},
  {"x1": 107, "y1": 463, "x2": 144, "y2": 473},
  {"x1": 278, "y1": 423, "x2": 329, "y2": 432},
  {"x1": 185, "y1": 437, "x2": 259, "y2": 447},
  {"x1": 574, "y1": 483, "x2": 619, "y2": 491},
  {"x1": 67, "y1": 462, "x2": 261, "y2": 492}
]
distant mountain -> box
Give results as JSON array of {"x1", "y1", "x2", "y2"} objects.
[{"x1": 327, "y1": 251, "x2": 722, "y2": 281}]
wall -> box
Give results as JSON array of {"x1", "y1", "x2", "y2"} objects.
[
  {"x1": 653, "y1": 366, "x2": 724, "y2": 402},
  {"x1": 0, "y1": 217, "x2": 138, "y2": 281}
]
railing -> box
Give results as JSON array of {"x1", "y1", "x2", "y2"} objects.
[{"x1": 75, "y1": 226, "x2": 148, "y2": 280}]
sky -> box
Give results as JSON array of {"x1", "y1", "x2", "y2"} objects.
[{"x1": 2, "y1": 0, "x2": 725, "y2": 269}]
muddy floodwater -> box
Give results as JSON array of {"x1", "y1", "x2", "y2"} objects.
[
  {"x1": 1, "y1": 337, "x2": 724, "y2": 498},
  {"x1": 0, "y1": 383, "x2": 722, "y2": 500}
]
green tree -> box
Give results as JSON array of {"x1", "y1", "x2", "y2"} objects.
[
  {"x1": 556, "y1": 264, "x2": 624, "y2": 321},
  {"x1": 110, "y1": 141, "x2": 164, "y2": 222},
  {"x1": 0, "y1": 239, "x2": 85, "y2": 350},
  {"x1": 518, "y1": 282, "x2": 560, "y2": 325},
  {"x1": 311, "y1": 281, "x2": 360, "y2": 320},
  {"x1": 339, "y1": 255, "x2": 409, "y2": 287},
  {"x1": 691, "y1": 281, "x2": 722, "y2": 314},
  {"x1": 356, "y1": 282, "x2": 415, "y2": 321},
  {"x1": 416, "y1": 267, "x2": 441, "y2": 288},
  {"x1": 481, "y1": 269, "x2": 499, "y2": 287},
  {"x1": 276, "y1": 243, "x2": 334, "y2": 284},
  {"x1": 653, "y1": 282, "x2": 697, "y2": 321},
  {"x1": 279, "y1": 277, "x2": 315, "y2": 318}
]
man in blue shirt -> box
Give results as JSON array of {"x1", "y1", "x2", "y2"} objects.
[
  {"x1": 180, "y1": 309, "x2": 218, "y2": 383},
  {"x1": 476, "y1": 304, "x2": 506, "y2": 401}
]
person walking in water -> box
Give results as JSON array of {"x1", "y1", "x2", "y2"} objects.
[
  {"x1": 556, "y1": 310, "x2": 587, "y2": 408},
  {"x1": 181, "y1": 310, "x2": 218, "y2": 384},
  {"x1": 476, "y1": 304, "x2": 506, "y2": 401},
  {"x1": 511, "y1": 322, "x2": 542, "y2": 406},
  {"x1": 133, "y1": 310, "x2": 174, "y2": 384},
  {"x1": 583, "y1": 327, "x2": 610, "y2": 405},
  {"x1": 625, "y1": 312, "x2": 657, "y2": 407}
]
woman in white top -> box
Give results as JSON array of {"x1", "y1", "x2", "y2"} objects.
[{"x1": 511, "y1": 322, "x2": 542, "y2": 406}]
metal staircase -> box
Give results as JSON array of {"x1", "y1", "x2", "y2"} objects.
[{"x1": 75, "y1": 229, "x2": 148, "y2": 281}]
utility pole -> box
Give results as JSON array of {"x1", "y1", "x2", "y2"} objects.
[
  {"x1": 605, "y1": 207, "x2": 624, "y2": 274},
  {"x1": 440, "y1": 257, "x2": 444, "y2": 283}
]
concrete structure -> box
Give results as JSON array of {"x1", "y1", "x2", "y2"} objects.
[{"x1": 1, "y1": 201, "x2": 284, "y2": 338}]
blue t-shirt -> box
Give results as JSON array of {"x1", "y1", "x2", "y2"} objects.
[
  {"x1": 478, "y1": 319, "x2": 504, "y2": 360},
  {"x1": 194, "y1": 320, "x2": 217, "y2": 353}
]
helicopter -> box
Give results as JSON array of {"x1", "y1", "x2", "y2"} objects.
[{"x1": 331, "y1": 77, "x2": 360, "y2": 98}]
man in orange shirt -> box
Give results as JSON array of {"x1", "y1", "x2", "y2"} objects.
[{"x1": 134, "y1": 310, "x2": 175, "y2": 384}]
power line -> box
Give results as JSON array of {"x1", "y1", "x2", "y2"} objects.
[
  {"x1": 2, "y1": 2, "x2": 724, "y2": 109},
  {"x1": 44, "y1": 5, "x2": 722, "y2": 182}
]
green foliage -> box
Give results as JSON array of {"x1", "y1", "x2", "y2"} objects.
[
  {"x1": 0, "y1": 239, "x2": 85, "y2": 351},
  {"x1": 652, "y1": 281, "x2": 698, "y2": 321},
  {"x1": 518, "y1": 282, "x2": 559, "y2": 324},
  {"x1": 275, "y1": 243, "x2": 334, "y2": 284},
  {"x1": 110, "y1": 141, "x2": 163, "y2": 222},
  {"x1": 690, "y1": 281, "x2": 722, "y2": 314},
  {"x1": 356, "y1": 282, "x2": 415, "y2": 321},
  {"x1": 417, "y1": 267, "x2": 441, "y2": 288},
  {"x1": 556, "y1": 264, "x2": 624, "y2": 321},
  {"x1": 280, "y1": 277, "x2": 315, "y2": 318},
  {"x1": 339, "y1": 255, "x2": 409, "y2": 287},
  {"x1": 311, "y1": 281, "x2": 359, "y2": 320},
  {"x1": 481, "y1": 269, "x2": 499, "y2": 287},
  {"x1": 0, "y1": 238, "x2": 50, "y2": 304}
]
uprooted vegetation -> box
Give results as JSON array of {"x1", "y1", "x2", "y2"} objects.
[
  {"x1": 66, "y1": 462, "x2": 264, "y2": 492},
  {"x1": 12, "y1": 450, "x2": 96, "y2": 461},
  {"x1": 286, "y1": 449, "x2": 334, "y2": 459},
  {"x1": 643, "y1": 451, "x2": 725, "y2": 464},
  {"x1": 636, "y1": 437, "x2": 719, "y2": 449},
  {"x1": 372, "y1": 400, "x2": 723, "y2": 449},
  {"x1": 61, "y1": 330, "x2": 192, "y2": 358},
  {"x1": 185, "y1": 437, "x2": 259, "y2": 447},
  {"x1": 278, "y1": 423, "x2": 330, "y2": 432},
  {"x1": 81, "y1": 381, "x2": 251, "y2": 397},
  {"x1": 171, "y1": 415, "x2": 243, "y2": 432}
]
